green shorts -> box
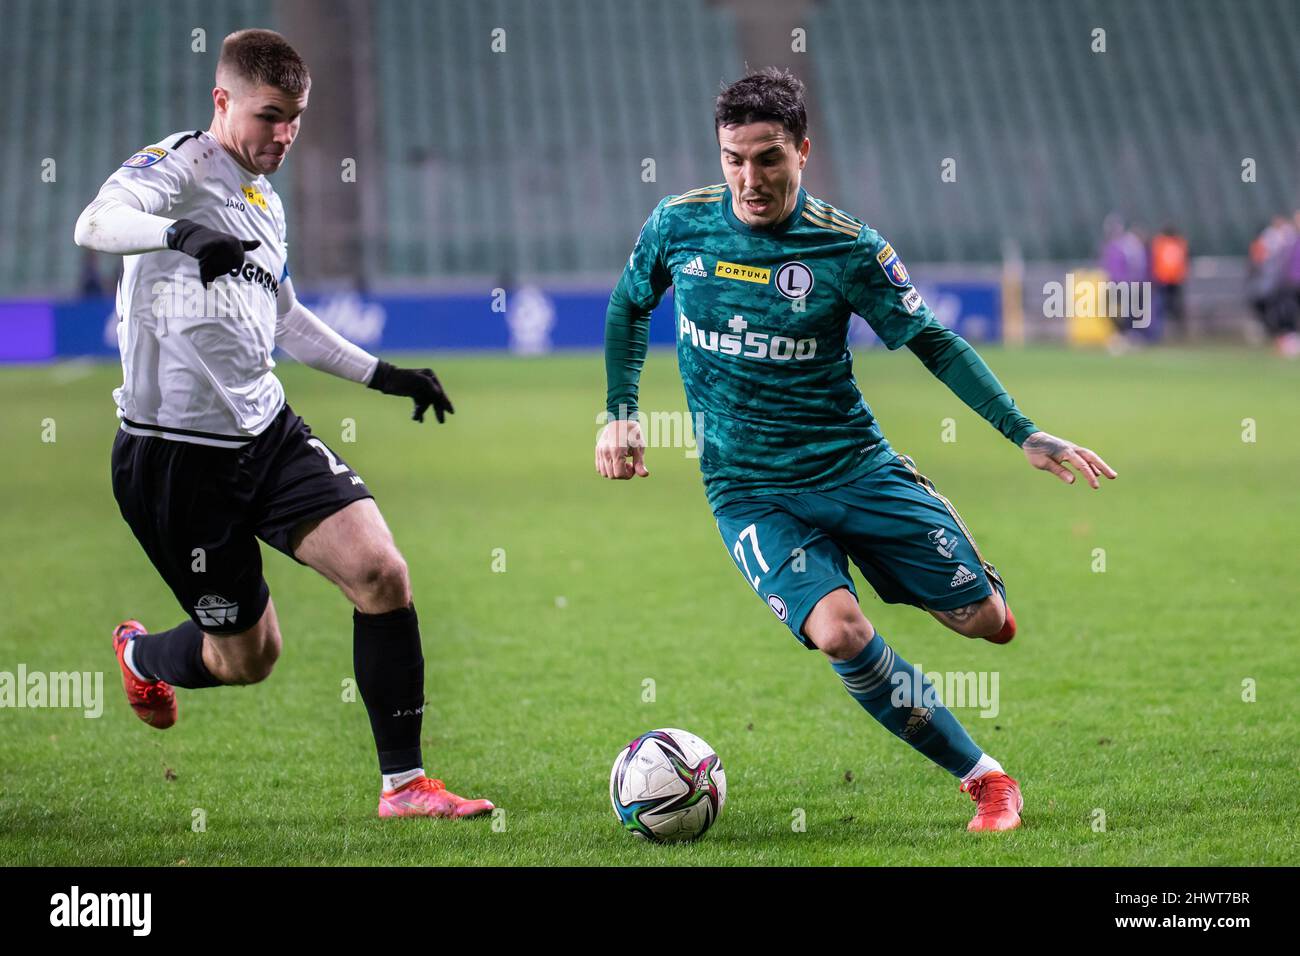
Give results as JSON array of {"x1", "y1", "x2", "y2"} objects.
[{"x1": 713, "y1": 453, "x2": 1006, "y2": 649}]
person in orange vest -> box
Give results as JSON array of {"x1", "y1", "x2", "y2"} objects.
[{"x1": 1151, "y1": 226, "x2": 1189, "y2": 340}]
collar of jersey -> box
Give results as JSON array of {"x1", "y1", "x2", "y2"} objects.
[{"x1": 721, "y1": 186, "x2": 807, "y2": 238}]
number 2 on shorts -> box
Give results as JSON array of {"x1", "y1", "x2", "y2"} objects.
[{"x1": 307, "y1": 438, "x2": 350, "y2": 476}]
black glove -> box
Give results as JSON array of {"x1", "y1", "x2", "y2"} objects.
[
  {"x1": 165, "y1": 218, "x2": 261, "y2": 286},
  {"x1": 368, "y1": 360, "x2": 455, "y2": 424}
]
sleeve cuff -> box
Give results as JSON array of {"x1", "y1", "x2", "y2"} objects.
[{"x1": 1010, "y1": 422, "x2": 1040, "y2": 446}]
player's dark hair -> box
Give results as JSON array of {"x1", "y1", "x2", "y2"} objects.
[
  {"x1": 714, "y1": 67, "x2": 807, "y2": 144},
  {"x1": 218, "y1": 29, "x2": 310, "y2": 94}
]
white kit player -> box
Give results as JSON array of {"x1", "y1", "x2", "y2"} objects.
[{"x1": 74, "y1": 28, "x2": 494, "y2": 819}]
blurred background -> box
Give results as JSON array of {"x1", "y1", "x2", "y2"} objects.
[{"x1": 3, "y1": 0, "x2": 1300, "y2": 360}]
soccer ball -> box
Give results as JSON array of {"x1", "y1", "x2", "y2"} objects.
[{"x1": 609, "y1": 728, "x2": 726, "y2": 842}]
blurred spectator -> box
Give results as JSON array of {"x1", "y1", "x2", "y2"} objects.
[
  {"x1": 1247, "y1": 216, "x2": 1299, "y2": 357},
  {"x1": 1151, "y1": 226, "x2": 1189, "y2": 339},
  {"x1": 1100, "y1": 214, "x2": 1129, "y2": 284},
  {"x1": 1100, "y1": 215, "x2": 1149, "y2": 352},
  {"x1": 1284, "y1": 211, "x2": 1300, "y2": 357}
]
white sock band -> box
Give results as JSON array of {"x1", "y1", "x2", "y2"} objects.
[
  {"x1": 122, "y1": 637, "x2": 149, "y2": 681},
  {"x1": 382, "y1": 768, "x2": 424, "y2": 792},
  {"x1": 961, "y1": 753, "x2": 1004, "y2": 785}
]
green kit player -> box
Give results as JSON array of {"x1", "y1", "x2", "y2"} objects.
[{"x1": 595, "y1": 69, "x2": 1117, "y2": 832}]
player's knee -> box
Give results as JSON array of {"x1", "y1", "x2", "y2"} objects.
[
  {"x1": 811, "y1": 612, "x2": 874, "y2": 661},
  {"x1": 356, "y1": 550, "x2": 411, "y2": 613},
  {"x1": 803, "y1": 589, "x2": 874, "y2": 661},
  {"x1": 228, "y1": 652, "x2": 277, "y2": 685}
]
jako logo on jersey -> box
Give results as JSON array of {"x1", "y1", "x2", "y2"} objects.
[
  {"x1": 194, "y1": 594, "x2": 238, "y2": 627},
  {"x1": 679, "y1": 312, "x2": 816, "y2": 361},
  {"x1": 876, "y1": 243, "x2": 910, "y2": 287},
  {"x1": 121, "y1": 146, "x2": 167, "y2": 169},
  {"x1": 714, "y1": 260, "x2": 771, "y2": 284},
  {"x1": 681, "y1": 255, "x2": 709, "y2": 278},
  {"x1": 775, "y1": 261, "x2": 814, "y2": 299},
  {"x1": 241, "y1": 185, "x2": 269, "y2": 211}
]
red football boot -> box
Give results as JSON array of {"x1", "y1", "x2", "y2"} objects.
[
  {"x1": 961, "y1": 770, "x2": 1023, "y2": 831},
  {"x1": 377, "y1": 775, "x2": 495, "y2": 819},
  {"x1": 112, "y1": 621, "x2": 178, "y2": 729}
]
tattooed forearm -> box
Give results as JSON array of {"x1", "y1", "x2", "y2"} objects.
[
  {"x1": 1022, "y1": 433, "x2": 1067, "y2": 456},
  {"x1": 939, "y1": 603, "x2": 983, "y2": 623}
]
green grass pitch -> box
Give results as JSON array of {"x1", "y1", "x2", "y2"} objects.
[{"x1": 0, "y1": 346, "x2": 1296, "y2": 866}]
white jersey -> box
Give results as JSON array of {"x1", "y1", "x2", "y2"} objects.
[{"x1": 99, "y1": 130, "x2": 290, "y2": 447}]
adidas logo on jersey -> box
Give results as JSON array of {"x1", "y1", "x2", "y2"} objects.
[
  {"x1": 950, "y1": 565, "x2": 978, "y2": 588},
  {"x1": 682, "y1": 256, "x2": 709, "y2": 278}
]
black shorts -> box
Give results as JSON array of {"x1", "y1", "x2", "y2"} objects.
[{"x1": 110, "y1": 404, "x2": 374, "y2": 634}]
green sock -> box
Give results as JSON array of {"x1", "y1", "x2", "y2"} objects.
[{"x1": 830, "y1": 631, "x2": 982, "y2": 778}]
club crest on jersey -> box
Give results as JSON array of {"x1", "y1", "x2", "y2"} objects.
[
  {"x1": 876, "y1": 243, "x2": 910, "y2": 288},
  {"x1": 775, "y1": 261, "x2": 814, "y2": 300},
  {"x1": 121, "y1": 146, "x2": 167, "y2": 169}
]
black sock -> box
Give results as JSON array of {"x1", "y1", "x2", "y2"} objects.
[
  {"x1": 131, "y1": 620, "x2": 223, "y2": 688},
  {"x1": 353, "y1": 604, "x2": 425, "y2": 775}
]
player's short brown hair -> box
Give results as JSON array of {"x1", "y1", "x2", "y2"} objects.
[
  {"x1": 715, "y1": 67, "x2": 807, "y2": 144},
  {"x1": 218, "y1": 29, "x2": 310, "y2": 94}
]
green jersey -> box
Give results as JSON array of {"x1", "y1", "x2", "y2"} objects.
[{"x1": 606, "y1": 184, "x2": 1035, "y2": 509}]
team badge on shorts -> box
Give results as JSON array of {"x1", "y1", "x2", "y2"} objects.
[
  {"x1": 875, "y1": 243, "x2": 910, "y2": 288},
  {"x1": 121, "y1": 146, "x2": 168, "y2": 169},
  {"x1": 927, "y1": 527, "x2": 960, "y2": 559},
  {"x1": 768, "y1": 594, "x2": 789, "y2": 622},
  {"x1": 194, "y1": 594, "x2": 239, "y2": 627}
]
